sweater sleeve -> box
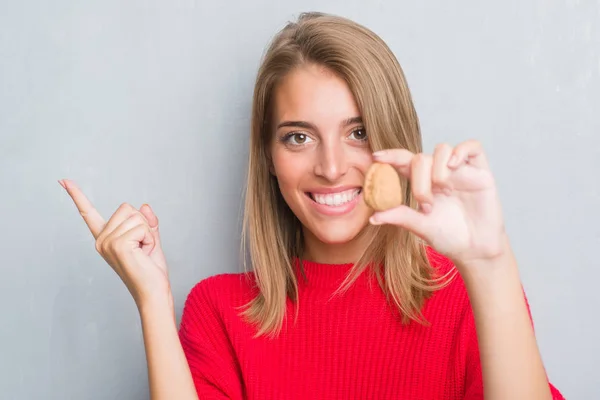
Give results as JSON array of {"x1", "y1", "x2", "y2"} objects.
[
  {"x1": 463, "y1": 290, "x2": 565, "y2": 400},
  {"x1": 178, "y1": 277, "x2": 244, "y2": 399}
]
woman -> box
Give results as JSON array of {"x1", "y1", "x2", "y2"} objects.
[{"x1": 60, "y1": 12, "x2": 564, "y2": 399}]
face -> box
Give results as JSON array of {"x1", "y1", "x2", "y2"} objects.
[{"x1": 270, "y1": 64, "x2": 374, "y2": 262}]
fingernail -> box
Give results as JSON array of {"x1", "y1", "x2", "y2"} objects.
[
  {"x1": 369, "y1": 215, "x2": 383, "y2": 225},
  {"x1": 372, "y1": 150, "x2": 386, "y2": 158},
  {"x1": 420, "y1": 203, "x2": 432, "y2": 213},
  {"x1": 58, "y1": 179, "x2": 66, "y2": 189}
]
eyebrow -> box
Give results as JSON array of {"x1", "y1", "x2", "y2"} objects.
[
  {"x1": 275, "y1": 116, "x2": 363, "y2": 131},
  {"x1": 342, "y1": 116, "x2": 363, "y2": 127}
]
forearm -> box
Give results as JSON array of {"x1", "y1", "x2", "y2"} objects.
[
  {"x1": 459, "y1": 250, "x2": 552, "y2": 400},
  {"x1": 139, "y1": 296, "x2": 199, "y2": 400}
]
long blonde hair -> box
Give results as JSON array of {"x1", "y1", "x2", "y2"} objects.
[{"x1": 240, "y1": 12, "x2": 453, "y2": 338}]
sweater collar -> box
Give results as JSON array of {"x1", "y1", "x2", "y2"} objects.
[
  {"x1": 290, "y1": 247, "x2": 447, "y2": 289},
  {"x1": 293, "y1": 257, "x2": 375, "y2": 289}
]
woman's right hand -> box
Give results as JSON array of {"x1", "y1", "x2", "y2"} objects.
[{"x1": 59, "y1": 179, "x2": 172, "y2": 311}]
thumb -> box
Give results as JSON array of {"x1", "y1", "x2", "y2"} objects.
[
  {"x1": 140, "y1": 204, "x2": 159, "y2": 230},
  {"x1": 139, "y1": 204, "x2": 162, "y2": 246},
  {"x1": 139, "y1": 204, "x2": 168, "y2": 271},
  {"x1": 370, "y1": 205, "x2": 431, "y2": 241}
]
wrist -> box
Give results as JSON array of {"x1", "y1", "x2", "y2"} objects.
[
  {"x1": 453, "y1": 233, "x2": 514, "y2": 273},
  {"x1": 458, "y1": 248, "x2": 523, "y2": 301},
  {"x1": 137, "y1": 291, "x2": 176, "y2": 322}
]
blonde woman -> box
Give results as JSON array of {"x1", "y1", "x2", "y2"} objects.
[{"x1": 61, "y1": 12, "x2": 564, "y2": 400}]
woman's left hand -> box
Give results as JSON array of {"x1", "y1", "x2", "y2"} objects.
[{"x1": 369, "y1": 140, "x2": 510, "y2": 270}]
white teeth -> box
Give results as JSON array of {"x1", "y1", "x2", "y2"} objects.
[{"x1": 312, "y1": 189, "x2": 360, "y2": 206}]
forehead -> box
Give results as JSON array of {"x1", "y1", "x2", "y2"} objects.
[{"x1": 272, "y1": 64, "x2": 360, "y2": 123}]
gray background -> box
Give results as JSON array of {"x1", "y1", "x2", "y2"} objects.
[{"x1": 1, "y1": 0, "x2": 597, "y2": 398}]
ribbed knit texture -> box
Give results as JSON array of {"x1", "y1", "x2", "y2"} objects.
[{"x1": 179, "y1": 248, "x2": 564, "y2": 399}]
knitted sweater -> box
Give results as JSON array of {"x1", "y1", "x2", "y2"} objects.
[{"x1": 179, "y1": 249, "x2": 564, "y2": 399}]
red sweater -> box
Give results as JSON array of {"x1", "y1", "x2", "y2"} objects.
[{"x1": 179, "y1": 249, "x2": 564, "y2": 399}]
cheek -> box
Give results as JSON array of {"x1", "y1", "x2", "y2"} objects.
[
  {"x1": 352, "y1": 146, "x2": 375, "y2": 176},
  {"x1": 272, "y1": 150, "x2": 310, "y2": 193}
]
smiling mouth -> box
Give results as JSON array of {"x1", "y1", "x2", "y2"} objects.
[{"x1": 306, "y1": 188, "x2": 362, "y2": 207}]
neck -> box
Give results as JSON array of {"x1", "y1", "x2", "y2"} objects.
[{"x1": 301, "y1": 225, "x2": 374, "y2": 264}]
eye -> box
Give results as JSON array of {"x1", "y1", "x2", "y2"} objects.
[
  {"x1": 349, "y1": 128, "x2": 368, "y2": 141},
  {"x1": 282, "y1": 132, "x2": 314, "y2": 146}
]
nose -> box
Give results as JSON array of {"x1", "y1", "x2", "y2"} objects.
[{"x1": 313, "y1": 138, "x2": 348, "y2": 182}]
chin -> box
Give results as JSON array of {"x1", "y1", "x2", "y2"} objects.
[{"x1": 309, "y1": 219, "x2": 369, "y2": 245}]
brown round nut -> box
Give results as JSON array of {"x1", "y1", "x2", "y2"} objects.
[{"x1": 363, "y1": 162, "x2": 403, "y2": 211}]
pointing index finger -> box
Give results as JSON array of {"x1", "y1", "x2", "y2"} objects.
[{"x1": 60, "y1": 179, "x2": 106, "y2": 238}]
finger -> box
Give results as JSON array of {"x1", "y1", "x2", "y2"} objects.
[
  {"x1": 372, "y1": 148, "x2": 414, "y2": 177},
  {"x1": 411, "y1": 154, "x2": 434, "y2": 205},
  {"x1": 103, "y1": 214, "x2": 155, "y2": 255},
  {"x1": 60, "y1": 179, "x2": 105, "y2": 238},
  {"x1": 96, "y1": 203, "x2": 142, "y2": 248},
  {"x1": 432, "y1": 143, "x2": 454, "y2": 192},
  {"x1": 447, "y1": 139, "x2": 488, "y2": 169},
  {"x1": 370, "y1": 205, "x2": 431, "y2": 240},
  {"x1": 119, "y1": 223, "x2": 155, "y2": 255}
]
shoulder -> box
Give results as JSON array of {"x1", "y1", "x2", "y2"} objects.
[
  {"x1": 189, "y1": 271, "x2": 258, "y2": 295},
  {"x1": 183, "y1": 271, "x2": 259, "y2": 314},
  {"x1": 179, "y1": 272, "x2": 258, "y2": 341}
]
